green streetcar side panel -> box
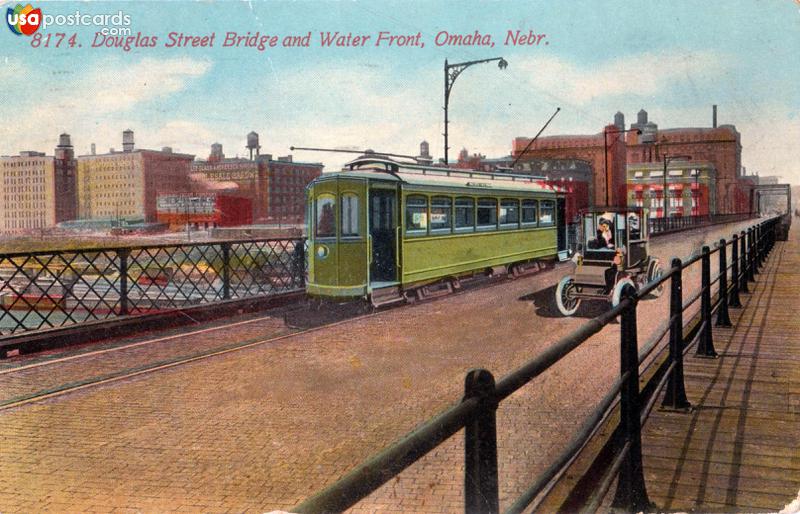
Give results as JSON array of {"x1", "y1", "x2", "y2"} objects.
[{"x1": 401, "y1": 227, "x2": 556, "y2": 284}]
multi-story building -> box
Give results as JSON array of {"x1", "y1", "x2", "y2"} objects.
[
  {"x1": 77, "y1": 130, "x2": 194, "y2": 222},
  {"x1": 0, "y1": 134, "x2": 77, "y2": 235},
  {"x1": 156, "y1": 192, "x2": 253, "y2": 231},
  {"x1": 513, "y1": 107, "x2": 756, "y2": 215},
  {"x1": 626, "y1": 161, "x2": 717, "y2": 218},
  {"x1": 192, "y1": 136, "x2": 323, "y2": 224},
  {"x1": 264, "y1": 155, "x2": 323, "y2": 224},
  {"x1": 625, "y1": 107, "x2": 752, "y2": 214},
  {"x1": 511, "y1": 123, "x2": 628, "y2": 208},
  {"x1": 191, "y1": 153, "x2": 266, "y2": 221}
]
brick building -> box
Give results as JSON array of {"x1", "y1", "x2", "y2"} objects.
[
  {"x1": 156, "y1": 193, "x2": 252, "y2": 231},
  {"x1": 511, "y1": 123, "x2": 628, "y2": 208},
  {"x1": 77, "y1": 130, "x2": 194, "y2": 223},
  {"x1": 191, "y1": 155, "x2": 266, "y2": 221},
  {"x1": 264, "y1": 155, "x2": 323, "y2": 224},
  {"x1": 192, "y1": 138, "x2": 323, "y2": 225},
  {"x1": 626, "y1": 161, "x2": 716, "y2": 218},
  {"x1": 625, "y1": 108, "x2": 752, "y2": 214},
  {"x1": 513, "y1": 107, "x2": 756, "y2": 216},
  {"x1": 0, "y1": 134, "x2": 77, "y2": 235}
]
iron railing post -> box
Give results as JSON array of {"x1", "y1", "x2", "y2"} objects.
[
  {"x1": 753, "y1": 224, "x2": 761, "y2": 275},
  {"x1": 612, "y1": 285, "x2": 651, "y2": 511},
  {"x1": 729, "y1": 234, "x2": 742, "y2": 308},
  {"x1": 294, "y1": 239, "x2": 306, "y2": 289},
  {"x1": 697, "y1": 246, "x2": 718, "y2": 357},
  {"x1": 754, "y1": 225, "x2": 761, "y2": 268},
  {"x1": 464, "y1": 368, "x2": 499, "y2": 514},
  {"x1": 740, "y1": 231, "x2": 750, "y2": 294},
  {"x1": 118, "y1": 248, "x2": 130, "y2": 316},
  {"x1": 221, "y1": 242, "x2": 231, "y2": 300},
  {"x1": 748, "y1": 228, "x2": 757, "y2": 281},
  {"x1": 716, "y1": 239, "x2": 732, "y2": 327},
  {"x1": 662, "y1": 258, "x2": 690, "y2": 410}
]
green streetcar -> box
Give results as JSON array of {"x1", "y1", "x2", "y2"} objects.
[{"x1": 305, "y1": 154, "x2": 568, "y2": 307}]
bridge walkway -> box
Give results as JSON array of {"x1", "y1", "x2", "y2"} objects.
[{"x1": 639, "y1": 222, "x2": 800, "y2": 512}]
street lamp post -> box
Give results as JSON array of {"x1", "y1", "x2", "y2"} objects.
[
  {"x1": 662, "y1": 153, "x2": 691, "y2": 220},
  {"x1": 443, "y1": 57, "x2": 508, "y2": 165},
  {"x1": 603, "y1": 127, "x2": 641, "y2": 207}
]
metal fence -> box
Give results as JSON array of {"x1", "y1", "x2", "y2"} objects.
[
  {"x1": 0, "y1": 238, "x2": 305, "y2": 336},
  {"x1": 647, "y1": 212, "x2": 752, "y2": 235},
  {"x1": 292, "y1": 216, "x2": 780, "y2": 513}
]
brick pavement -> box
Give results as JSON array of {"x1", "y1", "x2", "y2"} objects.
[{"x1": 0, "y1": 220, "x2": 761, "y2": 513}]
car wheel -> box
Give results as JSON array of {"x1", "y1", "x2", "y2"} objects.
[{"x1": 555, "y1": 275, "x2": 581, "y2": 316}]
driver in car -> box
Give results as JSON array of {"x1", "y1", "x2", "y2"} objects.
[{"x1": 596, "y1": 217, "x2": 614, "y2": 249}]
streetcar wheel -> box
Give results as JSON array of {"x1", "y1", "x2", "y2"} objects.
[
  {"x1": 555, "y1": 275, "x2": 581, "y2": 316},
  {"x1": 646, "y1": 259, "x2": 664, "y2": 298},
  {"x1": 611, "y1": 278, "x2": 637, "y2": 308}
]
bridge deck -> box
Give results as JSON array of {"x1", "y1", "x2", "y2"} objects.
[{"x1": 640, "y1": 223, "x2": 800, "y2": 512}]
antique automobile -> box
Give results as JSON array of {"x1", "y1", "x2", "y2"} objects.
[{"x1": 554, "y1": 208, "x2": 663, "y2": 316}]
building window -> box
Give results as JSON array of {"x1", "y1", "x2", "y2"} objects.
[{"x1": 340, "y1": 193, "x2": 359, "y2": 237}]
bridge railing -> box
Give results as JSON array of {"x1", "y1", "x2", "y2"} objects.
[
  {"x1": 293, "y1": 216, "x2": 780, "y2": 513},
  {"x1": 0, "y1": 237, "x2": 305, "y2": 337},
  {"x1": 647, "y1": 212, "x2": 752, "y2": 236}
]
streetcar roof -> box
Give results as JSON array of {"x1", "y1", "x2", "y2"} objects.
[{"x1": 328, "y1": 156, "x2": 564, "y2": 194}]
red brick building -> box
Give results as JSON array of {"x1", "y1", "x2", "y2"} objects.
[
  {"x1": 511, "y1": 124, "x2": 627, "y2": 208},
  {"x1": 192, "y1": 141, "x2": 323, "y2": 224},
  {"x1": 512, "y1": 108, "x2": 756, "y2": 215},
  {"x1": 625, "y1": 108, "x2": 753, "y2": 214},
  {"x1": 156, "y1": 193, "x2": 252, "y2": 230}
]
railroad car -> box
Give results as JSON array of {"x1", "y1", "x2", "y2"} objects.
[{"x1": 305, "y1": 154, "x2": 568, "y2": 307}]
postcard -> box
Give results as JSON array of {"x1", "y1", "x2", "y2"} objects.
[{"x1": 0, "y1": 1, "x2": 798, "y2": 513}]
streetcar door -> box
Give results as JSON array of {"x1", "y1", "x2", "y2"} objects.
[{"x1": 369, "y1": 188, "x2": 397, "y2": 283}]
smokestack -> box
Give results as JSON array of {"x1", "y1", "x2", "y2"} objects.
[
  {"x1": 713, "y1": 105, "x2": 717, "y2": 128},
  {"x1": 91, "y1": 143, "x2": 96, "y2": 155}
]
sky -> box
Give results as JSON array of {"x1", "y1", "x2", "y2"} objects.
[{"x1": 1, "y1": 0, "x2": 798, "y2": 181}]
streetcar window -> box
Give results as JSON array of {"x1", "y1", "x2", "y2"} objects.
[
  {"x1": 455, "y1": 197, "x2": 475, "y2": 232},
  {"x1": 539, "y1": 200, "x2": 555, "y2": 225},
  {"x1": 316, "y1": 194, "x2": 336, "y2": 238},
  {"x1": 430, "y1": 196, "x2": 452, "y2": 233},
  {"x1": 341, "y1": 193, "x2": 360, "y2": 237},
  {"x1": 499, "y1": 199, "x2": 520, "y2": 228},
  {"x1": 406, "y1": 195, "x2": 428, "y2": 235},
  {"x1": 477, "y1": 198, "x2": 497, "y2": 230},
  {"x1": 521, "y1": 200, "x2": 538, "y2": 225}
]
